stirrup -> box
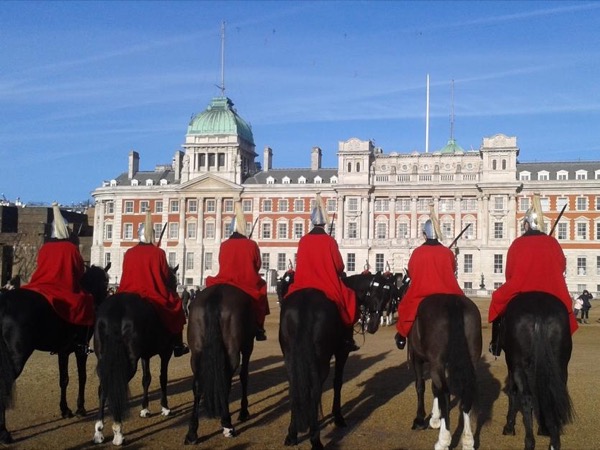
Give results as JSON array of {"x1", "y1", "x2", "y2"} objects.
[
  {"x1": 394, "y1": 333, "x2": 406, "y2": 350},
  {"x1": 255, "y1": 328, "x2": 267, "y2": 341},
  {"x1": 173, "y1": 344, "x2": 189, "y2": 357},
  {"x1": 488, "y1": 342, "x2": 501, "y2": 357}
]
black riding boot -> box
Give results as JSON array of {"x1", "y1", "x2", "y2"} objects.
[
  {"x1": 173, "y1": 332, "x2": 190, "y2": 357},
  {"x1": 489, "y1": 318, "x2": 502, "y2": 357},
  {"x1": 256, "y1": 325, "x2": 267, "y2": 341},
  {"x1": 74, "y1": 329, "x2": 93, "y2": 356},
  {"x1": 343, "y1": 327, "x2": 359, "y2": 352},
  {"x1": 394, "y1": 332, "x2": 406, "y2": 350}
]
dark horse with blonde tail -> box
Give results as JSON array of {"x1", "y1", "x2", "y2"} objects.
[
  {"x1": 184, "y1": 284, "x2": 256, "y2": 445},
  {"x1": 92, "y1": 266, "x2": 179, "y2": 446},
  {"x1": 0, "y1": 264, "x2": 110, "y2": 444},
  {"x1": 279, "y1": 272, "x2": 393, "y2": 450},
  {"x1": 405, "y1": 293, "x2": 482, "y2": 450},
  {"x1": 500, "y1": 292, "x2": 573, "y2": 450}
]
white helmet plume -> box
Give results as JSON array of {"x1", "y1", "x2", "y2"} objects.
[
  {"x1": 51, "y1": 202, "x2": 70, "y2": 240},
  {"x1": 138, "y1": 210, "x2": 155, "y2": 244}
]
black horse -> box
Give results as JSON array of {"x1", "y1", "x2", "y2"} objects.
[
  {"x1": 184, "y1": 284, "x2": 256, "y2": 445},
  {"x1": 500, "y1": 292, "x2": 573, "y2": 450},
  {"x1": 405, "y1": 293, "x2": 482, "y2": 450},
  {"x1": 0, "y1": 264, "x2": 110, "y2": 444},
  {"x1": 92, "y1": 266, "x2": 179, "y2": 446},
  {"x1": 279, "y1": 272, "x2": 392, "y2": 450}
]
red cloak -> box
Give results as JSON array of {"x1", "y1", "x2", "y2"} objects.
[
  {"x1": 396, "y1": 241, "x2": 464, "y2": 337},
  {"x1": 118, "y1": 243, "x2": 186, "y2": 334},
  {"x1": 489, "y1": 232, "x2": 578, "y2": 334},
  {"x1": 285, "y1": 227, "x2": 357, "y2": 327},
  {"x1": 23, "y1": 240, "x2": 95, "y2": 326},
  {"x1": 205, "y1": 233, "x2": 269, "y2": 327}
]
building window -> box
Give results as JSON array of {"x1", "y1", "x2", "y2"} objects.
[
  {"x1": 557, "y1": 197, "x2": 568, "y2": 211},
  {"x1": 494, "y1": 254, "x2": 504, "y2": 274},
  {"x1": 557, "y1": 223, "x2": 568, "y2": 240},
  {"x1": 398, "y1": 222, "x2": 409, "y2": 239},
  {"x1": 261, "y1": 253, "x2": 270, "y2": 271},
  {"x1": 205, "y1": 199, "x2": 215, "y2": 213},
  {"x1": 104, "y1": 252, "x2": 111, "y2": 268},
  {"x1": 348, "y1": 198, "x2": 359, "y2": 211},
  {"x1": 494, "y1": 222, "x2": 504, "y2": 239},
  {"x1": 327, "y1": 199, "x2": 336, "y2": 212},
  {"x1": 278, "y1": 222, "x2": 288, "y2": 239},
  {"x1": 242, "y1": 200, "x2": 252, "y2": 212},
  {"x1": 463, "y1": 221, "x2": 475, "y2": 239},
  {"x1": 223, "y1": 199, "x2": 233, "y2": 213},
  {"x1": 439, "y1": 198, "x2": 454, "y2": 212},
  {"x1": 538, "y1": 172, "x2": 549, "y2": 181},
  {"x1": 186, "y1": 252, "x2": 194, "y2": 270},
  {"x1": 348, "y1": 222, "x2": 358, "y2": 239},
  {"x1": 417, "y1": 198, "x2": 430, "y2": 211},
  {"x1": 375, "y1": 253, "x2": 384, "y2": 272},
  {"x1": 168, "y1": 252, "x2": 177, "y2": 268},
  {"x1": 263, "y1": 199, "x2": 272, "y2": 212},
  {"x1": 519, "y1": 197, "x2": 530, "y2": 211},
  {"x1": 596, "y1": 256, "x2": 600, "y2": 276},
  {"x1": 595, "y1": 196, "x2": 600, "y2": 210},
  {"x1": 153, "y1": 223, "x2": 162, "y2": 240},
  {"x1": 262, "y1": 223, "x2": 272, "y2": 239},
  {"x1": 461, "y1": 198, "x2": 477, "y2": 211},
  {"x1": 520, "y1": 172, "x2": 531, "y2": 181},
  {"x1": 442, "y1": 222, "x2": 453, "y2": 240},
  {"x1": 140, "y1": 201, "x2": 149, "y2": 213},
  {"x1": 294, "y1": 199, "x2": 304, "y2": 212},
  {"x1": 374, "y1": 198, "x2": 389, "y2": 212},
  {"x1": 596, "y1": 222, "x2": 600, "y2": 240},
  {"x1": 124, "y1": 201, "x2": 134, "y2": 214},
  {"x1": 170, "y1": 200, "x2": 179, "y2": 213},
  {"x1": 577, "y1": 257, "x2": 587, "y2": 276},
  {"x1": 104, "y1": 201, "x2": 114, "y2": 214},
  {"x1": 277, "y1": 253, "x2": 286, "y2": 271},
  {"x1": 376, "y1": 222, "x2": 387, "y2": 239},
  {"x1": 294, "y1": 222, "x2": 304, "y2": 239},
  {"x1": 577, "y1": 222, "x2": 588, "y2": 240},
  {"x1": 204, "y1": 252, "x2": 213, "y2": 270},
  {"x1": 186, "y1": 222, "x2": 197, "y2": 239},
  {"x1": 329, "y1": 222, "x2": 336, "y2": 238},
  {"x1": 464, "y1": 254, "x2": 473, "y2": 273},
  {"x1": 493, "y1": 196, "x2": 505, "y2": 210},
  {"x1": 557, "y1": 170, "x2": 568, "y2": 180},
  {"x1": 278, "y1": 199, "x2": 288, "y2": 212},
  {"x1": 397, "y1": 198, "x2": 411, "y2": 211},
  {"x1": 205, "y1": 222, "x2": 215, "y2": 239},
  {"x1": 104, "y1": 223, "x2": 113, "y2": 240},
  {"x1": 223, "y1": 221, "x2": 232, "y2": 238},
  {"x1": 464, "y1": 282, "x2": 473, "y2": 291},
  {"x1": 576, "y1": 170, "x2": 588, "y2": 180},
  {"x1": 155, "y1": 201, "x2": 163, "y2": 213},
  {"x1": 282, "y1": 176, "x2": 290, "y2": 184},
  {"x1": 168, "y1": 222, "x2": 179, "y2": 240},
  {"x1": 123, "y1": 223, "x2": 133, "y2": 240},
  {"x1": 576, "y1": 197, "x2": 587, "y2": 211},
  {"x1": 187, "y1": 199, "x2": 197, "y2": 213},
  {"x1": 347, "y1": 253, "x2": 356, "y2": 272}
]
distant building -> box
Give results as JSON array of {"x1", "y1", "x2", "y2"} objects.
[
  {"x1": 91, "y1": 95, "x2": 600, "y2": 295},
  {"x1": 0, "y1": 204, "x2": 93, "y2": 286}
]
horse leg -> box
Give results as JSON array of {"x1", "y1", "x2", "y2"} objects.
[
  {"x1": 139, "y1": 358, "x2": 152, "y2": 417},
  {"x1": 332, "y1": 351, "x2": 349, "y2": 427},
  {"x1": 460, "y1": 410, "x2": 475, "y2": 450},
  {"x1": 502, "y1": 372, "x2": 518, "y2": 436},
  {"x1": 58, "y1": 353, "x2": 74, "y2": 418},
  {"x1": 431, "y1": 368, "x2": 451, "y2": 450},
  {"x1": 159, "y1": 354, "x2": 171, "y2": 416},
  {"x1": 238, "y1": 348, "x2": 250, "y2": 422},
  {"x1": 514, "y1": 370, "x2": 536, "y2": 450},
  {"x1": 412, "y1": 358, "x2": 428, "y2": 430},
  {"x1": 184, "y1": 365, "x2": 201, "y2": 445},
  {"x1": 93, "y1": 384, "x2": 106, "y2": 444},
  {"x1": 75, "y1": 350, "x2": 88, "y2": 416},
  {"x1": 429, "y1": 397, "x2": 441, "y2": 429}
]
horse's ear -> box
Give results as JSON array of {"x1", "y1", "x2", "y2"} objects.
[
  {"x1": 105, "y1": 262, "x2": 112, "y2": 272},
  {"x1": 173, "y1": 264, "x2": 180, "y2": 273}
]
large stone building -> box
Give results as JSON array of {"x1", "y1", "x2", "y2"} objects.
[{"x1": 91, "y1": 95, "x2": 600, "y2": 296}]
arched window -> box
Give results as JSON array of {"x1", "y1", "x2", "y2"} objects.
[
  {"x1": 502, "y1": 159, "x2": 507, "y2": 170},
  {"x1": 347, "y1": 162, "x2": 352, "y2": 173},
  {"x1": 492, "y1": 160, "x2": 497, "y2": 170},
  {"x1": 356, "y1": 162, "x2": 360, "y2": 172}
]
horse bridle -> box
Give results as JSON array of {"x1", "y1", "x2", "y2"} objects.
[{"x1": 358, "y1": 274, "x2": 391, "y2": 331}]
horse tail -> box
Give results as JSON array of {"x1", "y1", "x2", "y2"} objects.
[
  {"x1": 200, "y1": 289, "x2": 231, "y2": 418},
  {"x1": 532, "y1": 316, "x2": 574, "y2": 433},
  {"x1": 96, "y1": 309, "x2": 131, "y2": 422},
  {"x1": 446, "y1": 296, "x2": 477, "y2": 411},
  {"x1": 0, "y1": 296, "x2": 16, "y2": 410},
  {"x1": 285, "y1": 294, "x2": 319, "y2": 432}
]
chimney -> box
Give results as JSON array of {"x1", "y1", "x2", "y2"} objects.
[
  {"x1": 128, "y1": 150, "x2": 139, "y2": 179},
  {"x1": 311, "y1": 146, "x2": 322, "y2": 170},
  {"x1": 263, "y1": 146, "x2": 273, "y2": 172}
]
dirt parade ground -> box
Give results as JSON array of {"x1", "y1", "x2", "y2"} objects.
[{"x1": 4, "y1": 296, "x2": 600, "y2": 450}]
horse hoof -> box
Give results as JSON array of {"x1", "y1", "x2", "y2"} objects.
[
  {"x1": 76, "y1": 408, "x2": 87, "y2": 417},
  {"x1": 222, "y1": 427, "x2": 236, "y2": 437},
  {"x1": 140, "y1": 408, "x2": 151, "y2": 418},
  {"x1": 412, "y1": 418, "x2": 428, "y2": 430},
  {"x1": 0, "y1": 430, "x2": 13, "y2": 444},
  {"x1": 161, "y1": 407, "x2": 171, "y2": 416},
  {"x1": 62, "y1": 409, "x2": 74, "y2": 419},
  {"x1": 184, "y1": 434, "x2": 198, "y2": 445},
  {"x1": 334, "y1": 416, "x2": 347, "y2": 427},
  {"x1": 238, "y1": 410, "x2": 249, "y2": 422},
  {"x1": 93, "y1": 432, "x2": 105, "y2": 444},
  {"x1": 537, "y1": 426, "x2": 550, "y2": 436},
  {"x1": 284, "y1": 435, "x2": 298, "y2": 446},
  {"x1": 311, "y1": 440, "x2": 324, "y2": 450},
  {"x1": 502, "y1": 425, "x2": 516, "y2": 436}
]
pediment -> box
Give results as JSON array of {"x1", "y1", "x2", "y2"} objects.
[{"x1": 179, "y1": 173, "x2": 242, "y2": 194}]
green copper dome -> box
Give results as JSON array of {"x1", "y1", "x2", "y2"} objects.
[
  {"x1": 440, "y1": 138, "x2": 464, "y2": 154},
  {"x1": 187, "y1": 97, "x2": 254, "y2": 145}
]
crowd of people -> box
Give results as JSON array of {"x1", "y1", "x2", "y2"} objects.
[{"x1": 2, "y1": 192, "x2": 589, "y2": 359}]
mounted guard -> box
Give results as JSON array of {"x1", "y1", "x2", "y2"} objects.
[
  {"x1": 488, "y1": 194, "x2": 578, "y2": 356},
  {"x1": 117, "y1": 211, "x2": 189, "y2": 356},
  {"x1": 205, "y1": 200, "x2": 269, "y2": 341},
  {"x1": 395, "y1": 207, "x2": 464, "y2": 350}
]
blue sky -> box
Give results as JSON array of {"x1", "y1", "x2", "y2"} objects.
[{"x1": 2, "y1": 1, "x2": 600, "y2": 205}]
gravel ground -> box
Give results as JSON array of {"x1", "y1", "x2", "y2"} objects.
[{"x1": 5, "y1": 296, "x2": 600, "y2": 450}]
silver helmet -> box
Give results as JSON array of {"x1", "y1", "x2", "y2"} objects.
[
  {"x1": 523, "y1": 194, "x2": 545, "y2": 232},
  {"x1": 310, "y1": 193, "x2": 328, "y2": 226},
  {"x1": 422, "y1": 219, "x2": 438, "y2": 240}
]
